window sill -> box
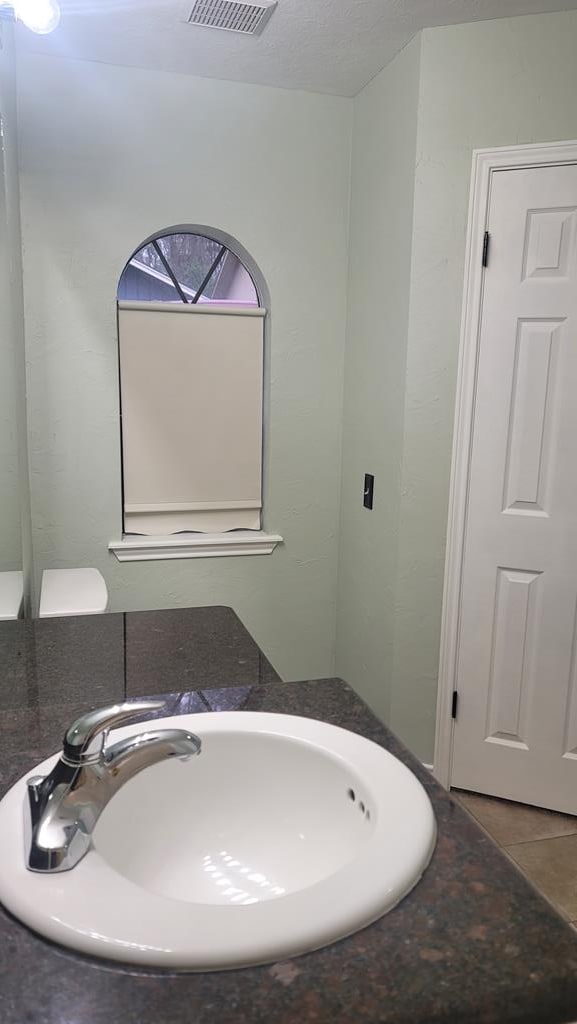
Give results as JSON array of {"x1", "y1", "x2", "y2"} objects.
[{"x1": 108, "y1": 531, "x2": 283, "y2": 562}]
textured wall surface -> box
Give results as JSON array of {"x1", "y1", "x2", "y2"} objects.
[
  {"x1": 335, "y1": 36, "x2": 421, "y2": 728},
  {"x1": 0, "y1": 24, "x2": 31, "y2": 598},
  {"x1": 17, "y1": 52, "x2": 352, "y2": 678},
  {"x1": 337, "y1": 9, "x2": 577, "y2": 764},
  {"x1": 14, "y1": 10, "x2": 577, "y2": 761},
  {"x1": 0, "y1": 26, "x2": 21, "y2": 572},
  {"x1": 390, "y1": 10, "x2": 577, "y2": 761}
]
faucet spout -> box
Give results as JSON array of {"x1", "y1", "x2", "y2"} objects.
[
  {"x1": 103, "y1": 728, "x2": 201, "y2": 784},
  {"x1": 25, "y1": 703, "x2": 202, "y2": 874}
]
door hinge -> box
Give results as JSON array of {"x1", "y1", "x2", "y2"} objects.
[
  {"x1": 451, "y1": 691, "x2": 459, "y2": 719},
  {"x1": 482, "y1": 231, "x2": 490, "y2": 267}
]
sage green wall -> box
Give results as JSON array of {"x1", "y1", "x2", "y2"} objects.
[
  {"x1": 391, "y1": 9, "x2": 577, "y2": 762},
  {"x1": 14, "y1": 10, "x2": 577, "y2": 749},
  {"x1": 335, "y1": 37, "x2": 421, "y2": 724},
  {"x1": 0, "y1": 23, "x2": 31, "y2": 601},
  {"x1": 337, "y1": 9, "x2": 577, "y2": 763},
  {"x1": 17, "y1": 52, "x2": 352, "y2": 676},
  {"x1": 0, "y1": 27, "x2": 20, "y2": 572}
]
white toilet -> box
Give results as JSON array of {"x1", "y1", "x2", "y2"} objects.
[
  {"x1": 39, "y1": 568, "x2": 109, "y2": 618},
  {"x1": 0, "y1": 571, "x2": 24, "y2": 621}
]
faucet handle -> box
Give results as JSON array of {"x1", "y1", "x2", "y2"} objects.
[{"x1": 62, "y1": 700, "x2": 165, "y2": 765}]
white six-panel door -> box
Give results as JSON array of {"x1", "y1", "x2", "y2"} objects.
[{"x1": 451, "y1": 162, "x2": 577, "y2": 813}]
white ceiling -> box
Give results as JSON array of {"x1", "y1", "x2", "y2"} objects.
[{"x1": 15, "y1": 0, "x2": 577, "y2": 96}]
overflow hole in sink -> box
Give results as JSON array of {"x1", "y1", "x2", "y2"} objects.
[
  {"x1": 359, "y1": 801, "x2": 365, "y2": 813},
  {"x1": 347, "y1": 788, "x2": 356, "y2": 802}
]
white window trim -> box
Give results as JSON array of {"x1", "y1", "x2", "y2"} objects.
[
  {"x1": 109, "y1": 531, "x2": 283, "y2": 562},
  {"x1": 117, "y1": 301, "x2": 265, "y2": 317}
]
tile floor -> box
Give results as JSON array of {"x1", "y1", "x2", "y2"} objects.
[{"x1": 452, "y1": 789, "x2": 577, "y2": 924}]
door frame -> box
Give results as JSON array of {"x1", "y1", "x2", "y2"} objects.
[{"x1": 434, "y1": 139, "x2": 577, "y2": 790}]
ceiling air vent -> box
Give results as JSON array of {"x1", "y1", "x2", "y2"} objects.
[{"x1": 187, "y1": 0, "x2": 277, "y2": 35}]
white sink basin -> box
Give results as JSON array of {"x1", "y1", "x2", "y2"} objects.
[{"x1": 0, "y1": 711, "x2": 436, "y2": 970}]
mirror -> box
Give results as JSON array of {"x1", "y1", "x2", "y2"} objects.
[
  {"x1": 0, "y1": 9, "x2": 346, "y2": 674},
  {"x1": 2, "y1": 0, "x2": 577, "y2": 789}
]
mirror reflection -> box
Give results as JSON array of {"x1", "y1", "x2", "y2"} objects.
[
  {"x1": 1, "y1": 0, "x2": 577, "y2": 811},
  {"x1": 2, "y1": 0, "x2": 577, "y2": 1011}
]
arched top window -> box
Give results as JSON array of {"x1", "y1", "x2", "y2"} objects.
[
  {"x1": 118, "y1": 230, "x2": 259, "y2": 307},
  {"x1": 116, "y1": 226, "x2": 269, "y2": 546}
]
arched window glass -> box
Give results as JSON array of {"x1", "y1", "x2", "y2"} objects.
[{"x1": 118, "y1": 231, "x2": 259, "y2": 307}]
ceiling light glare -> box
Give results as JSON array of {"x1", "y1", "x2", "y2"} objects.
[{"x1": 13, "y1": 0, "x2": 61, "y2": 34}]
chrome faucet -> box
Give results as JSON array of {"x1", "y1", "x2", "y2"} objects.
[{"x1": 25, "y1": 701, "x2": 201, "y2": 873}]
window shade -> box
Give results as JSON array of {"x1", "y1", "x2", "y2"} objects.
[{"x1": 118, "y1": 303, "x2": 265, "y2": 535}]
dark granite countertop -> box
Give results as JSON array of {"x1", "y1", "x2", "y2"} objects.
[{"x1": 1, "y1": 606, "x2": 577, "y2": 1024}]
